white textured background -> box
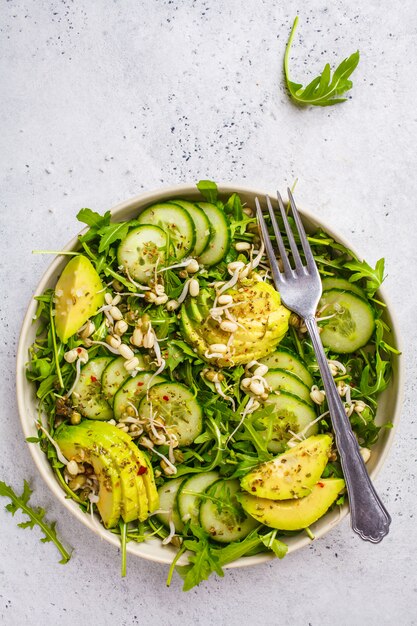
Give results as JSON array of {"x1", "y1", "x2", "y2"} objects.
[{"x1": 1, "y1": 1, "x2": 416, "y2": 624}]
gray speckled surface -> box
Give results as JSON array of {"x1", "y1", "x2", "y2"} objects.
[{"x1": 1, "y1": 1, "x2": 416, "y2": 624}]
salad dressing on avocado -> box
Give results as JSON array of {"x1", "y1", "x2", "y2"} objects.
[{"x1": 27, "y1": 180, "x2": 395, "y2": 589}]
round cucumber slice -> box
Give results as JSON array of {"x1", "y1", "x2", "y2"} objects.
[
  {"x1": 117, "y1": 225, "x2": 166, "y2": 284},
  {"x1": 138, "y1": 382, "x2": 203, "y2": 446},
  {"x1": 319, "y1": 289, "x2": 375, "y2": 353},
  {"x1": 101, "y1": 355, "x2": 146, "y2": 405},
  {"x1": 177, "y1": 471, "x2": 220, "y2": 525},
  {"x1": 196, "y1": 202, "x2": 231, "y2": 266},
  {"x1": 156, "y1": 477, "x2": 187, "y2": 532},
  {"x1": 168, "y1": 200, "x2": 211, "y2": 256},
  {"x1": 264, "y1": 369, "x2": 313, "y2": 405},
  {"x1": 113, "y1": 371, "x2": 166, "y2": 420},
  {"x1": 199, "y1": 479, "x2": 258, "y2": 543},
  {"x1": 321, "y1": 277, "x2": 366, "y2": 298},
  {"x1": 254, "y1": 391, "x2": 318, "y2": 453},
  {"x1": 137, "y1": 203, "x2": 195, "y2": 260},
  {"x1": 72, "y1": 357, "x2": 114, "y2": 420},
  {"x1": 260, "y1": 349, "x2": 313, "y2": 388}
]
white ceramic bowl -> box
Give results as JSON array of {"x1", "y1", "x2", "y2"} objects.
[{"x1": 16, "y1": 184, "x2": 403, "y2": 568}]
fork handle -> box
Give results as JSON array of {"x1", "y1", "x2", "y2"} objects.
[{"x1": 304, "y1": 316, "x2": 391, "y2": 543}]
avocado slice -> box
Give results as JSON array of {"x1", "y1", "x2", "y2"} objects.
[
  {"x1": 55, "y1": 255, "x2": 104, "y2": 342},
  {"x1": 180, "y1": 280, "x2": 290, "y2": 367},
  {"x1": 76, "y1": 421, "x2": 147, "y2": 523},
  {"x1": 95, "y1": 423, "x2": 159, "y2": 514},
  {"x1": 239, "y1": 478, "x2": 345, "y2": 531},
  {"x1": 240, "y1": 434, "x2": 333, "y2": 500},
  {"x1": 56, "y1": 424, "x2": 122, "y2": 528}
]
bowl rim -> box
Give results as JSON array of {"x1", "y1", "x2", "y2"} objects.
[{"x1": 16, "y1": 183, "x2": 404, "y2": 569}]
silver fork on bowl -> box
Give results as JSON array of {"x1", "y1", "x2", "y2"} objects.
[{"x1": 255, "y1": 190, "x2": 391, "y2": 543}]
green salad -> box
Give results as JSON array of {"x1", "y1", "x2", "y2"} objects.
[{"x1": 27, "y1": 180, "x2": 397, "y2": 589}]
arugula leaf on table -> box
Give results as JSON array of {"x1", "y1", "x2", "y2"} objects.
[
  {"x1": 0, "y1": 479, "x2": 71, "y2": 564},
  {"x1": 284, "y1": 16, "x2": 360, "y2": 107}
]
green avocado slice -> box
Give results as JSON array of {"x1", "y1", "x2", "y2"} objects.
[
  {"x1": 239, "y1": 478, "x2": 345, "y2": 531},
  {"x1": 56, "y1": 424, "x2": 122, "y2": 528},
  {"x1": 76, "y1": 421, "x2": 147, "y2": 523},
  {"x1": 180, "y1": 280, "x2": 290, "y2": 367},
  {"x1": 240, "y1": 434, "x2": 333, "y2": 500}
]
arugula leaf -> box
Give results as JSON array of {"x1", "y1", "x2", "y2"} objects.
[
  {"x1": 176, "y1": 525, "x2": 224, "y2": 591},
  {"x1": 284, "y1": 16, "x2": 360, "y2": 107},
  {"x1": 344, "y1": 258, "x2": 385, "y2": 296},
  {"x1": 197, "y1": 180, "x2": 218, "y2": 204},
  {"x1": 97, "y1": 222, "x2": 130, "y2": 253},
  {"x1": 77, "y1": 208, "x2": 111, "y2": 229},
  {"x1": 0, "y1": 479, "x2": 71, "y2": 563}
]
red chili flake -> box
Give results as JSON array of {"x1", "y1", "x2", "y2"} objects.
[
  {"x1": 137, "y1": 466, "x2": 147, "y2": 475},
  {"x1": 317, "y1": 482, "x2": 325, "y2": 488},
  {"x1": 77, "y1": 348, "x2": 82, "y2": 354},
  {"x1": 90, "y1": 376, "x2": 97, "y2": 382},
  {"x1": 163, "y1": 395, "x2": 169, "y2": 401},
  {"x1": 137, "y1": 382, "x2": 144, "y2": 387}
]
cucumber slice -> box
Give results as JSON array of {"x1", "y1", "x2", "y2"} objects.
[
  {"x1": 169, "y1": 200, "x2": 211, "y2": 256},
  {"x1": 260, "y1": 349, "x2": 313, "y2": 388},
  {"x1": 138, "y1": 382, "x2": 203, "y2": 446},
  {"x1": 199, "y1": 479, "x2": 258, "y2": 543},
  {"x1": 137, "y1": 203, "x2": 195, "y2": 260},
  {"x1": 113, "y1": 371, "x2": 166, "y2": 420},
  {"x1": 117, "y1": 225, "x2": 166, "y2": 284},
  {"x1": 101, "y1": 355, "x2": 144, "y2": 405},
  {"x1": 254, "y1": 391, "x2": 318, "y2": 453},
  {"x1": 264, "y1": 369, "x2": 313, "y2": 405},
  {"x1": 321, "y1": 277, "x2": 366, "y2": 298},
  {"x1": 72, "y1": 357, "x2": 113, "y2": 420},
  {"x1": 319, "y1": 289, "x2": 375, "y2": 353},
  {"x1": 196, "y1": 202, "x2": 231, "y2": 266},
  {"x1": 177, "y1": 471, "x2": 220, "y2": 524},
  {"x1": 156, "y1": 477, "x2": 187, "y2": 532}
]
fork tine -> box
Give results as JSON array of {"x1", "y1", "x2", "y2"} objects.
[
  {"x1": 287, "y1": 188, "x2": 316, "y2": 272},
  {"x1": 265, "y1": 195, "x2": 293, "y2": 277},
  {"x1": 276, "y1": 191, "x2": 304, "y2": 273},
  {"x1": 255, "y1": 197, "x2": 284, "y2": 286}
]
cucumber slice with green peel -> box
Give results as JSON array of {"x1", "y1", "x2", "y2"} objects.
[
  {"x1": 137, "y1": 203, "x2": 195, "y2": 260},
  {"x1": 168, "y1": 200, "x2": 211, "y2": 256},
  {"x1": 319, "y1": 289, "x2": 375, "y2": 353},
  {"x1": 254, "y1": 391, "x2": 318, "y2": 454},
  {"x1": 177, "y1": 471, "x2": 220, "y2": 524},
  {"x1": 199, "y1": 479, "x2": 258, "y2": 543},
  {"x1": 196, "y1": 202, "x2": 231, "y2": 266},
  {"x1": 260, "y1": 349, "x2": 313, "y2": 388},
  {"x1": 264, "y1": 369, "x2": 313, "y2": 405},
  {"x1": 117, "y1": 225, "x2": 166, "y2": 284},
  {"x1": 101, "y1": 355, "x2": 145, "y2": 405},
  {"x1": 156, "y1": 477, "x2": 187, "y2": 532},
  {"x1": 72, "y1": 357, "x2": 114, "y2": 420},
  {"x1": 321, "y1": 277, "x2": 366, "y2": 298},
  {"x1": 138, "y1": 381, "x2": 203, "y2": 446},
  {"x1": 113, "y1": 371, "x2": 166, "y2": 420}
]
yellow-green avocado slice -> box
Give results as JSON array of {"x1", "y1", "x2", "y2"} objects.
[
  {"x1": 97, "y1": 423, "x2": 159, "y2": 514},
  {"x1": 76, "y1": 421, "x2": 148, "y2": 523},
  {"x1": 239, "y1": 478, "x2": 345, "y2": 531},
  {"x1": 240, "y1": 435, "x2": 333, "y2": 500},
  {"x1": 180, "y1": 280, "x2": 290, "y2": 366},
  {"x1": 55, "y1": 255, "x2": 104, "y2": 342},
  {"x1": 55, "y1": 424, "x2": 122, "y2": 528}
]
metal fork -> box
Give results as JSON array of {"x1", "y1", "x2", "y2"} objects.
[{"x1": 255, "y1": 189, "x2": 391, "y2": 543}]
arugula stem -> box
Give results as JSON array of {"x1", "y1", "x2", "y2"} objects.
[
  {"x1": 119, "y1": 520, "x2": 128, "y2": 577},
  {"x1": 284, "y1": 15, "x2": 299, "y2": 86},
  {"x1": 49, "y1": 300, "x2": 64, "y2": 389},
  {"x1": 166, "y1": 545, "x2": 187, "y2": 587}
]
